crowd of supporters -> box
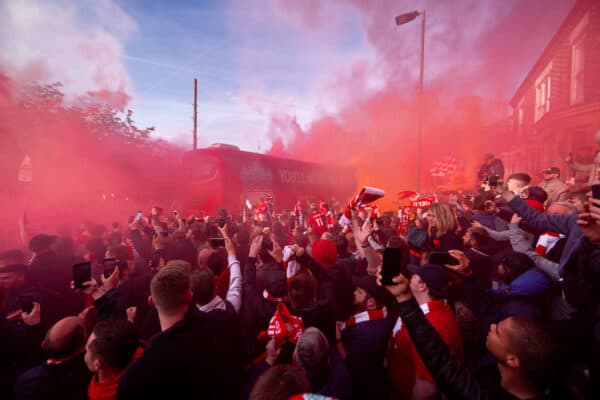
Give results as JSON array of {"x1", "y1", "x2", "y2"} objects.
[{"x1": 1, "y1": 155, "x2": 600, "y2": 400}]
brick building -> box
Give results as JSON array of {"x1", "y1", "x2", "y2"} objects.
[{"x1": 499, "y1": 0, "x2": 600, "y2": 182}]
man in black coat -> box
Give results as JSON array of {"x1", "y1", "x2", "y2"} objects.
[
  {"x1": 379, "y1": 266, "x2": 561, "y2": 399},
  {"x1": 13, "y1": 316, "x2": 91, "y2": 400},
  {"x1": 117, "y1": 260, "x2": 240, "y2": 400}
]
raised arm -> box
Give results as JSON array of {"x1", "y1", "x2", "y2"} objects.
[
  {"x1": 218, "y1": 225, "x2": 242, "y2": 313},
  {"x1": 502, "y1": 192, "x2": 577, "y2": 235},
  {"x1": 379, "y1": 271, "x2": 485, "y2": 400}
]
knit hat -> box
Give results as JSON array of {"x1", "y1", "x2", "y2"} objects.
[{"x1": 311, "y1": 239, "x2": 338, "y2": 267}]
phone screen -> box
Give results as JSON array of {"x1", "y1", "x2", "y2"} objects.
[
  {"x1": 18, "y1": 295, "x2": 34, "y2": 313},
  {"x1": 381, "y1": 247, "x2": 402, "y2": 285},
  {"x1": 429, "y1": 251, "x2": 460, "y2": 266},
  {"x1": 73, "y1": 262, "x2": 91, "y2": 288},
  {"x1": 209, "y1": 237, "x2": 225, "y2": 248},
  {"x1": 592, "y1": 184, "x2": 600, "y2": 200},
  {"x1": 103, "y1": 258, "x2": 118, "y2": 278},
  {"x1": 134, "y1": 211, "x2": 143, "y2": 222}
]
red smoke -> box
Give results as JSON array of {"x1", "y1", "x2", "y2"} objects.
[
  {"x1": 265, "y1": 0, "x2": 575, "y2": 207},
  {"x1": 0, "y1": 73, "x2": 182, "y2": 249}
]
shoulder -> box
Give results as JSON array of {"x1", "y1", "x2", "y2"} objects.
[{"x1": 15, "y1": 364, "x2": 47, "y2": 385}]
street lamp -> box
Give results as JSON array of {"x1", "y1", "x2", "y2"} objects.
[{"x1": 395, "y1": 9, "x2": 425, "y2": 193}]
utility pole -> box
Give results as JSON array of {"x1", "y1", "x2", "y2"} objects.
[
  {"x1": 193, "y1": 78, "x2": 198, "y2": 150},
  {"x1": 417, "y1": 10, "x2": 425, "y2": 193},
  {"x1": 395, "y1": 9, "x2": 426, "y2": 192}
]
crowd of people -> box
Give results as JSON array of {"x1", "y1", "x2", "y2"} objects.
[{"x1": 1, "y1": 152, "x2": 600, "y2": 400}]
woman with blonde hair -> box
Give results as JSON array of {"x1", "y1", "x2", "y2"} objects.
[{"x1": 426, "y1": 202, "x2": 463, "y2": 251}]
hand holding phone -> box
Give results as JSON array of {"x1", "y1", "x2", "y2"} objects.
[
  {"x1": 429, "y1": 251, "x2": 460, "y2": 266},
  {"x1": 592, "y1": 184, "x2": 600, "y2": 200},
  {"x1": 18, "y1": 295, "x2": 34, "y2": 314},
  {"x1": 209, "y1": 237, "x2": 225, "y2": 248},
  {"x1": 381, "y1": 247, "x2": 403, "y2": 285},
  {"x1": 103, "y1": 258, "x2": 119, "y2": 278},
  {"x1": 73, "y1": 262, "x2": 92, "y2": 289}
]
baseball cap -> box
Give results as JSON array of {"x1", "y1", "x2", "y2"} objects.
[
  {"x1": 542, "y1": 167, "x2": 560, "y2": 175},
  {"x1": 408, "y1": 264, "x2": 451, "y2": 298}
]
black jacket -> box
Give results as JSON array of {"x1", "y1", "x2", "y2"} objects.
[
  {"x1": 395, "y1": 297, "x2": 553, "y2": 399},
  {"x1": 240, "y1": 257, "x2": 278, "y2": 360},
  {"x1": 118, "y1": 307, "x2": 240, "y2": 400},
  {"x1": 12, "y1": 352, "x2": 91, "y2": 400},
  {"x1": 340, "y1": 314, "x2": 393, "y2": 400}
]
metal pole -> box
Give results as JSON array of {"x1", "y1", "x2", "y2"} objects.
[
  {"x1": 417, "y1": 10, "x2": 425, "y2": 192},
  {"x1": 193, "y1": 78, "x2": 198, "y2": 150}
]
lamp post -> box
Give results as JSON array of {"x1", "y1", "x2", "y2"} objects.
[{"x1": 395, "y1": 10, "x2": 425, "y2": 193}]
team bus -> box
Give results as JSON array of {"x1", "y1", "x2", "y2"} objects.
[{"x1": 181, "y1": 143, "x2": 357, "y2": 215}]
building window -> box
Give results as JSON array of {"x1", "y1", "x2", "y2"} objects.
[
  {"x1": 517, "y1": 98, "x2": 524, "y2": 136},
  {"x1": 534, "y1": 62, "x2": 552, "y2": 122},
  {"x1": 569, "y1": 13, "x2": 589, "y2": 105},
  {"x1": 570, "y1": 36, "x2": 585, "y2": 105}
]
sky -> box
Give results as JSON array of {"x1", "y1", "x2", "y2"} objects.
[{"x1": 0, "y1": 0, "x2": 575, "y2": 153}]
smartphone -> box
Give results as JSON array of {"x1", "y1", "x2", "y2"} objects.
[
  {"x1": 429, "y1": 251, "x2": 460, "y2": 266},
  {"x1": 18, "y1": 295, "x2": 34, "y2": 314},
  {"x1": 261, "y1": 235, "x2": 274, "y2": 251},
  {"x1": 73, "y1": 261, "x2": 91, "y2": 289},
  {"x1": 381, "y1": 247, "x2": 402, "y2": 285},
  {"x1": 209, "y1": 237, "x2": 225, "y2": 248},
  {"x1": 592, "y1": 184, "x2": 600, "y2": 200},
  {"x1": 103, "y1": 258, "x2": 119, "y2": 278},
  {"x1": 134, "y1": 211, "x2": 143, "y2": 222}
]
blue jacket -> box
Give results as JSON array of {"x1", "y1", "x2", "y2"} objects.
[
  {"x1": 508, "y1": 196, "x2": 583, "y2": 277},
  {"x1": 473, "y1": 212, "x2": 508, "y2": 232},
  {"x1": 493, "y1": 268, "x2": 551, "y2": 299}
]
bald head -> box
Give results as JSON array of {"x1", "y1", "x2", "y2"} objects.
[{"x1": 42, "y1": 316, "x2": 86, "y2": 359}]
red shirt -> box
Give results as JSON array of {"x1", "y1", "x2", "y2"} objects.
[
  {"x1": 308, "y1": 211, "x2": 327, "y2": 235},
  {"x1": 388, "y1": 300, "x2": 463, "y2": 398}
]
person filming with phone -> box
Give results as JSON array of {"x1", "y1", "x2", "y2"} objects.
[{"x1": 388, "y1": 262, "x2": 463, "y2": 400}]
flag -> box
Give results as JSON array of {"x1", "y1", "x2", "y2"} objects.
[
  {"x1": 397, "y1": 190, "x2": 417, "y2": 200},
  {"x1": 430, "y1": 157, "x2": 457, "y2": 177}
]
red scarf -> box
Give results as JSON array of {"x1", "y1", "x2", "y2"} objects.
[
  {"x1": 535, "y1": 232, "x2": 562, "y2": 256},
  {"x1": 257, "y1": 303, "x2": 304, "y2": 343},
  {"x1": 340, "y1": 307, "x2": 387, "y2": 331}
]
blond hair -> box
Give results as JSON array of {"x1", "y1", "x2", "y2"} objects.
[{"x1": 429, "y1": 202, "x2": 458, "y2": 236}]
